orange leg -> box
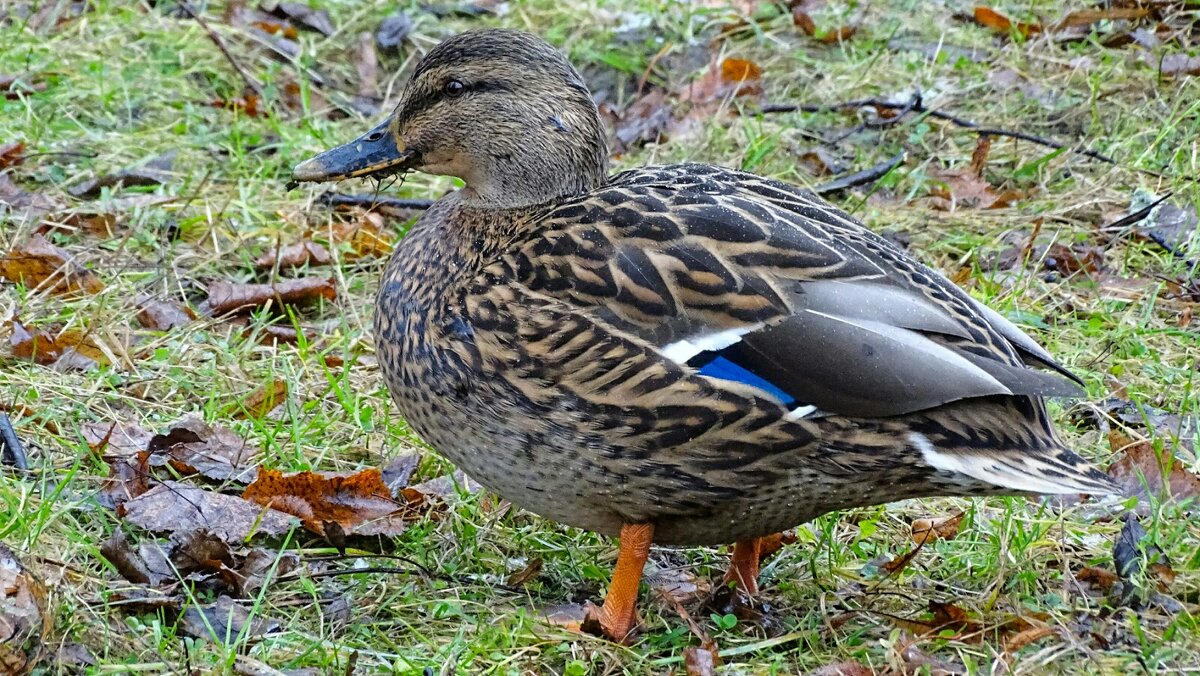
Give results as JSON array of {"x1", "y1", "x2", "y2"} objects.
[
  {"x1": 583, "y1": 523, "x2": 654, "y2": 643},
  {"x1": 723, "y1": 538, "x2": 763, "y2": 596}
]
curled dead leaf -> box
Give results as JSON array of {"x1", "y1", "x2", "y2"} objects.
[
  {"x1": 911, "y1": 512, "x2": 964, "y2": 545},
  {"x1": 203, "y1": 277, "x2": 336, "y2": 315},
  {"x1": 0, "y1": 234, "x2": 104, "y2": 295},
  {"x1": 146, "y1": 414, "x2": 257, "y2": 483},
  {"x1": 253, "y1": 240, "x2": 332, "y2": 270}
]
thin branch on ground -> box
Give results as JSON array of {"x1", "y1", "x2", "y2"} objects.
[
  {"x1": 813, "y1": 151, "x2": 906, "y2": 196},
  {"x1": 760, "y1": 94, "x2": 1116, "y2": 164}
]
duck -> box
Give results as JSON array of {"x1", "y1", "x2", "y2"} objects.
[{"x1": 291, "y1": 28, "x2": 1116, "y2": 643}]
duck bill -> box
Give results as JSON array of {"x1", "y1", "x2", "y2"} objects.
[{"x1": 292, "y1": 121, "x2": 417, "y2": 183}]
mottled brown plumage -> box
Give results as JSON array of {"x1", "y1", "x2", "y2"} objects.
[{"x1": 293, "y1": 28, "x2": 1115, "y2": 641}]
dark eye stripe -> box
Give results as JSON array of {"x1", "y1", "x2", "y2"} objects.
[{"x1": 398, "y1": 80, "x2": 516, "y2": 125}]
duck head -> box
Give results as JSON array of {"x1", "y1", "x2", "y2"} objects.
[{"x1": 292, "y1": 29, "x2": 609, "y2": 207}]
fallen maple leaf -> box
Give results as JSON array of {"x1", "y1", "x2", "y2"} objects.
[
  {"x1": 0, "y1": 234, "x2": 104, "y2": 295},
  {"x1": 243, "y1": 467, "x2": 420, "y2": 537},
  {"x1": 203, "y1": 277, "x2": 336, "y2": 315},
  {"x1": 330, "y1": 212, "x2": 394, "y2": 258}
]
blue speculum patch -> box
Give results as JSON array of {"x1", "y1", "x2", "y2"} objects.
[{"x1": 691, "y1": 354, "x2": 795, "y2": 405}]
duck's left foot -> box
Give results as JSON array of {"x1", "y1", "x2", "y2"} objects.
[{"x1": 580, "y1": 522, "x2": 654, "y2": 644}]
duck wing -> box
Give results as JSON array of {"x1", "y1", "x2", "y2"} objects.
[{"x1": 478, "y1": 163, "x2": 1081, "y2": 420}]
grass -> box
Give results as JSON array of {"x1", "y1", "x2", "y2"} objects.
[{"x1": 1, "y1": 0, "x2": 1198, "y2": 673}]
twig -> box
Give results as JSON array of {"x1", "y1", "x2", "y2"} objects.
[
  {"x1": 0, "y1": 413, "x2": 29, "y2": 470},
  {"x1": 177, "y1": 1, "x2": 264, "y2": 100},
  {"x1": 317, "y1": 193, "x2": 435, "y2": 211},
  {"x1": 760, "y1": 97, "x2": 1116, "y2": 164},
  {"x1": 813, "y1": 151, "x2": 906, "y2": 195}
]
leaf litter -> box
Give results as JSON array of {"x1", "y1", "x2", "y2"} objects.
[
  {"x1": 0, "y1": 234, "x2": 105, "y2": 296},
  {"x1": 0, "y1": 542, "x2": 50, "y2": 674}
]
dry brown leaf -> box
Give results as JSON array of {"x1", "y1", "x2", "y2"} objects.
[
  {"x1": 253, "y1": 240, "x2": 332, "y2": 270},
  {"x1": 136, "y1": 297, "x2": 195, "y2": 331},
  {"x1": 911, "y1": 512, "x2": 964, "y2": 545},
  {"x1": 683, "y1": 644, "x2": 720, "y2": 676},
  {"x1": 210, "y1": 91, "x2": 266, "y2": 118},
  {"x1": 99, "y1": 450, "x2": 151, "y2": 510},
  {"x1": 0, "y1": 234, "x2": 104, "y2": 295},
  {"x1": 1003, "y1": 625, "x2": 1057, "y2": 654},
  {"x1": 0, "y1": 141, "x2": 24, "y2": 169},
  {"x1": 82, "y1": 420, "x2": 154, "y2": 457},
  {"x1": 204, "y1": 277, "x2": 336, "y2": 315},
  {"x1": 1076, "y1": 565, "x2": 1119, "y2": 591},
  {"x1": 680, "y1": 57, "x2": 763, "y2": 106},
  {"x1": 178, "y1": 595, "x2": 279, "y2": 644},
  {"x1": 1043, "y1": 242, "x2": 1103, "y2": 277},
  {"x1": 228, "y1": 379, "x2": 288, "y2": 419},
  {"x1": 505, "y1": 558, "x2": 543, "y2": 587},
  {"x1": 792, "y1": 10, "x2": 857, "y2": 43},
  {"x1": 146, "y1": 414, "x2": 257, "y2": 483},
  {"x1": 263, "y1": 1, "x2": 335, "y2": 36},
  {"x1": 1054, "y1": 8, "x2": 1148, "y2": 30},
  {"x1": 330, "y1": 213, "x2": 393, "y2": 259},
  {"x1": 0, "y1": 73, "x2": 47, "y2": 99},
  {"x1": 0, "y1": 542, "x2": 50, "y2": 674},
  {"x1": 243, "y1": 468, "x2": 421, "y2": 537},
  {"x1": 121, "y1": 481, "x2": 295, "y2": 542},
  {"x1": 254, "y1": 324, "x2": 302, "y2": 345},
  {"x1": 973, "y1": 6, "x2": 1041, "y2": 37},
  {"x1": 606, "y1": 88, "x2": 674, "y2": 156},
  {"x1": 47, "y1": 211, "x2": 119, "y2": 237},
  {"x1": 1106, "y1": 430, "x2": 1200, "y2": 502},
  {"x1": 8, "y1": 320, "x2": 108, "y2": 369},
  {"x1": 646, "y1": 567, "x2": 712, "y2": 606}
]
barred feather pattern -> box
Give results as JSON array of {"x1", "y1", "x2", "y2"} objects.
[{"x1": 374, "y1": 165, "x2": 1114, "y2": 546}]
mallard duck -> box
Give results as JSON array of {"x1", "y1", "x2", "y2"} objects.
[{"x1": 292, "y1": 29, "x2": 1115, "y2": 642}]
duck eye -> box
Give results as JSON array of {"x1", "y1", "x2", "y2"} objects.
[{"x1": 444, "y1": 80, "x2": 465, "y2": 97}]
